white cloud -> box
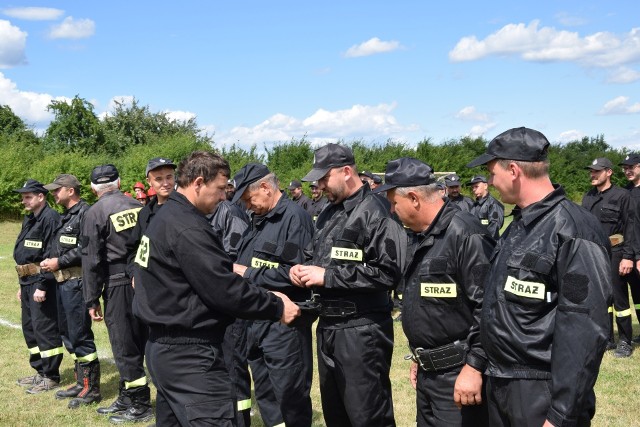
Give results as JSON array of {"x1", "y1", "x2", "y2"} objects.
[
  {"x1": 344, "y1": 37, "x2": 403, "y2": 58},
  {"x1": 0, "y1": 72, "x2": 69, "y2": 124},
  {"x1": 0, "y1": 20, "x2": 27, "y2": 68},
  {"x1": 49, "y1": 16, "x2": 95, "y2": 39},
  {"x1": 3, "y1": 7, "x2": 64, "y2": 21},
  {"x1": 607, "y1": 66, "x2": 640, "y2": 83},
  {"x1": 557, "y1": 129, "x2": 585, "y2": 143},
  {"x1": 165, "y1": 110, "x2": 196, "y2": 123},
  {"x1": 466, "y1": 123, "x2": 497, "y2": 138},
  {"x1": 599, "y1": 96, "x2": 640, "y2": 115},
  {"x1": 455, "y1": 106, "x2": 490, "y2": 122}
]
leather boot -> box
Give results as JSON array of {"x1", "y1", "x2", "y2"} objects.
[
  {"x1": 108, "y1": 385, "x2": 153, "y2": 424},
  {"x1": 97, "y1": 382, "x2": 131, "y2": 415},
  {"x1": 56, "y1": 361, "x2": 84, "y2": 399},
  {"x1": 69, "y1": 360, "x2": 102, "y2": 409}
]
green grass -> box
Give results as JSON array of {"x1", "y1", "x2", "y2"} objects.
[{"x1": 0, "y1": 221, "x2": 638, "y2": 426}]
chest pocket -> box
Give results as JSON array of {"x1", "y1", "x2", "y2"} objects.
[
  {"x1": 503, "y1": 252, "x2": 553, "y2": 307},
  {"x1": 251, "y1": 240, "x2": 284, "y2": 269},
  {"x1": 418, "y1": 257, "x2": 460, "y2": 307},
  {"x1": 600, "y1": 203, "x2": 621, "y2": 223},
  {"x1": 331, "y1": 227, "x2": 365, "y2": 264},
  {"x1": 24, "y1": 230, "x2": 43, "y2": 250},
  {"x1": 59, "y1": 224, "x2": 81, "y2": 248}
]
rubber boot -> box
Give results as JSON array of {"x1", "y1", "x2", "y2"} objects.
[
  {"x1": 69, "y1": 360, "x2": 102, "y2": 409},
  {"x1": 97, "y1": 383, "x2": 131, "y2": 415},
  {"x1": 109, "y1": 385, "x2": 154, "y2": 424},
  {"x1": 56, "y1": 361, "x2": 83, "y2": 399}
]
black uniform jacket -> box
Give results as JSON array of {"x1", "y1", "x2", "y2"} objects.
[
  {"x1": 481, "y1": 186, "x2": 611, "y2": 426},
  {"x1": 402, "y1": 201, "x2": 494, "y2": 373},
  {"x1": 132, "y1": 191, "x2": 283, "y2": 340},
  {"x1": 51, "y1": 200, "x2": 90, "y2": 269},
  {"x1": 81, "y1": 190, "x2": 142, "y2": 307},
  {"x1": 237, "y1": 194, "x2": 313, "y2": 302},
  {"x1": 306, "y1": 185, "x2": 407, "y2": 315},
  {"x1": 448, "y1": 194, "x2": 474, "y2": 212},
  {"x1": 310, "y1": 196, "x2": 329, "y2": 221},
  {"x1": 471, "y1": 193, "x2": 504, "y2": 240},
  {"x1": 125, "y1": 197, "x2": 162, "y2": 278},
  {"x1": 582, "y1": 185, "x2": 633, "y2": 259},
  {"x1": 14, "y1": 204, "x2": 61, "y2": 289},
  {"x1": 209, "y1": 200, "x2": 250, "y2": 261}
]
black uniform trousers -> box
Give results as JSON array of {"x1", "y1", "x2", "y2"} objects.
[
  {"x1": 222, "y1": 319, "x2": 251, "y2": 427},
  {"x1": 103, "y1": 283, "x2": 147, "y2": 387},
  {"x1": 626, "y1": 269, "x2": 640, "y2": 326},
  {"x1": 317, "y1": 314, "x2": 395, "y2": 427},
  {"x1": 247, "y1": 319, "x2": 313, "y2": 427},
  {"x1": 146, "y1": 340, "x2": 236, "y2": 427},
  {"x1": 416, "y1": 366, "x2": 488, "y2": 427},
  {"x1": 21, "y1": 281, "x2": 63, "y2": 381},
  {"x1": 57, "y1": 278, "x2": 97, "y2": 361},
  {"x1": 486, "y1": 377, "x2": 595, "y2": 427},
  {"x1": 610, "y1": 250, "x2": 633, "y2": 343}
]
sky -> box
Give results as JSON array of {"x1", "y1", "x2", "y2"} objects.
[{"x1": 0, "y1": 1, "x2": 639, "y2": 152}]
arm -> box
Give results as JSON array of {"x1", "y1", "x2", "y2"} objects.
[
  {"x1": 81, "y1": 209, "x2": 106, "y2": 308},
  {"x1": 486, "y1": 200, "x2": 504, "y2": 239},
  {"x1": 619, "y1": 191, "x2": 634, "y2": 275}
]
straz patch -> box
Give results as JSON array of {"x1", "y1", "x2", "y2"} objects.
[
  {"x1": 134, "y1": 235, "x2": 150, "y2": 268},
  {"x1": 110, "y1": 208, "x2": 141, "y2": 232},
  {"x1": 504, "y1": 276, "x2": 545, "y2": 300},
  {"x1": 59, "y1": 235, "x2": 77, "y2": 245},
  {"x1": 421, "y1": 283, "x2": 457, "y2": 298},
  {"x1": 251, "y1": 257, "x2": 279, "y2": 269},
  {"x1": 24, "y1": 240, "x2": 42, "y2": 249},
  {"x1": 330, "y1": 247, "x2": 363, "y2": 261}
]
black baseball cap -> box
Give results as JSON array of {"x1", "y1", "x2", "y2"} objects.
[
  {"x1": 309, "y1": 180, "x2": 319, "y2": 188},
  {"x1": 359, "y1": 170, "x2": 374, "y2": 180},
  {"x1": 466, "y1": 127, "x2": 550, "y2": 168},
  {"x1": 288, "y1": 180, "x2": 302, "y2": 190},
  {"x1": 444, "y1": 174, "x2": 462, "y2": 187},
  {"x1": 468, "y1": 175, "x2": 487, "y2": 185},
  {"x1": 586, "y1": 158, "x2": 614, "y2": 171},
  {"x1": 14, "y1": 179, "x2": 48, "y2": 194},
  {"x1": 145, "y1": 157, "x2": 176, "y2": 176},
  {"x1": 372, "y1": 175, "x2": 382, "y2": 184},
  {"x1": 231, "y1": 163, "x2": 270, "y2": 204},
  {"x1": 44, "y1": 174, "x2": 81, "y2": 190},
  {"x1": 302, "y1": 144, "x2": 355, "y2": 182},
  {"x1": 91, "y1": 164, "x2": 119, "y2": 184},
  {"x1": 619, "y1": 153, "x2": 640, "y2": 166},
  {"x1": 373, "y1": 158, "x2": 437, "y2": 193}
]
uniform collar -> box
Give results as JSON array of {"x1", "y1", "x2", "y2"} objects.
[
  {"x1": 343, "y1": 184, "x2": 369, "y2": 213},
  {"x1": 515, "y1": 184, "x2": 566, "y2": 226},
  {"x1": 421, "y1": 200, "x2": 459, "y2": 239}
]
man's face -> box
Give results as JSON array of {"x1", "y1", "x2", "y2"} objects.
[
  {"x1": 622, "y1": 164, "x2": 640, "y2": 184},
  {"x1": 470, "y1": 182, "x2": 488, "y2": 199},
  {"x1": 241, "y1": 183, "x2": 273, "y2": 216},
  {"x1": 360, "y1": 176, "x2": 373, "y2": 186},
  {"x1": 310, "y1": 186, "x2": 322, "y2": 200},
  {"x1": 318, "y1": 168, "x2": 347, "y2": 204},
  {"x1": 447, "y1": 185, "x2": 461, "y2": 198},
  {"x1": 386, "y1": 189, "x2": 419, "y2": 231},
  {"x1": 52, "y1": 187, "x2": 73, "y2": 208},
  {"x1": 225, "y1": 184, "x2": 235, "y2": 200},
  {"x1": 288, "y1": 186, "x2": 302, "y2": 200},
  {"x1": 487, "y1": 161, "x2": 514, "y2": 204},
  {"x1": 195, "y1": 172, "x2": 228, "y2": 215},
  {"x1": 589, "y1": 169, "x2": 611, "y2": 187},
  {"x1": 147, "y1": 166, "x2": 175, "y2": 201},
  {"x1": 134, "y1": 187, "x2": 144, "y2": 196},
  {"x1": 21, "y1": 192, "x2": 45, "y2": 212}
]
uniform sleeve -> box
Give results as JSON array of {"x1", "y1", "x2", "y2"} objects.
[
  {"x1": 81, "y1": 209, "x2": 106, "y2": 308},
  {"x1": 620, "y1": 191, "x2": 634, "y2": 260},
  {"x1": 35, "y1": 211, "x2": 61, "y2": 291},
  {"x1": 546, "y1": 237, "x2": 611, "y2": 426},
  {"x1": 487, "y1": 200, "x2": 504, "y2": 239},
  {"x1": 222, "y1": 209, "x2": 249, "y2": 261},
  {"x1": 125, "y1": 214, "x2": 144, "y2": 278}
]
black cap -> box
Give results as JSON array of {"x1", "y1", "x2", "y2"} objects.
[
  {"x1": 359, "y1": 170, "x2": 374, "y2": 180},
  {"x1": 309, "y1": 180, "x2": 319, "y2": 188},
  {"x1": 619, "y1": 153, "x2": 640, "y2": 166},
  {"x1": 145, "y1": 157, "x2": 176, "y2": 176},
  {"x1": 288, "y1": 180, "x2": 302, "y2": 190},
  {"x1": 468, "y1": 175, "x2": 487, "y2": 185},
  {"x1": 372, "y1": 174, "x2": 382, "y2": 184},
  {"x1": 444, "y1": 174, "x2": 462, "y2": 187},
  {"x1": 586, "y1": 157, "x2": 613, "y2": 171},
  {"x1": 91, "y1": 164, "x2": 119, "y2": 184},
  {"x1": 231, "y1": 163, "x2": 270, "y2": 204},
  {"x1": 373, "y1": 158, "x2": 437, "y2": 193},
  {"x1": 14, "y1": 179, "x2": 48, "y2": 194},
  {"x1": 44, "y1": 174, "x2": 81, "y2": 190},
  {"x1": 467, "y1": 127, "x2": 550, "y2": 168},
  {"x1": 227, "y1": 179, "x2": 236, "y2": 187},
  {"x1": 302, "y1": 144, "x2": 355, "y2": 182}
]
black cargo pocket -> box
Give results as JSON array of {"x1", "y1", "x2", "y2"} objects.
[
  {"x1": 503, "y1": 252, "x2": 553, "y2": 307},
  {"x1": 418, "y1": 257, "x2": 460, "y2": 308},
  {"x1": 600, "y1": 203, "x2": 620, "y2": 223},
  {"x1": 185, "y1": 399, "x2": 234, "y2": 426}
]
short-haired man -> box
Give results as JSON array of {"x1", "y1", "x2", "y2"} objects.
[
  {"x1": 132, "y1": 151, "x2": 300, "y2": 426},
  {"x1": 467, "y1": 127, "x2": 611, "y2": 426},
  {"x1": 232, "y1": 163, "x2": 315, "y2": 427},
  {"x1": 582, "y1": 157, "x2": 634, "y2": 357},
  {"x1": 445, "y1": 174, "x2": 473, "y2": 212},
  {"x1": 81, "y1": 165, "x2": 151, "y2": 424},
  {"x1": 40, "y1": 174, "x2": 102, "y2": 407},
  {"x1": 468, "y1": 175, "x2": 504, "y2": 239},
  {"x1": 288, "y1": 179, "x2": 312, "y2": 214},
  {"x1": 309, "y1": 180, "x2": 328, "y2": 222},
  {"x1": 290, "y1": 143, "x2": 407, "y2": 427},
  {"x1": 378, "y1": 158, "x2": 493, "y2": 427},
  {"x1": 226, "y1": 178, "x2": 236, "y2": 201},
  {"x1": 13, "y1": 179, "x2": 63, "y2": 394}
]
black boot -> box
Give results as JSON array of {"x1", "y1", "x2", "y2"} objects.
[
  {"x1": 97, "y1": 383, "x2": 131, "y2": 415},
  {"x1": 56, "y1": 361, "x2": 84, "y2": 399},
  {"x1": 109, "y1": 385, "x2": 153, "y2": 424},
  {"x1": 69, "y1": 361, "x2": 102, "y2": 409}
]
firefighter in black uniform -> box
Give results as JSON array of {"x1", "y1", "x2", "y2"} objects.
[
  {"x1": 377, "y1": 158, "x2": 493, "y2": 427},
  {"x1": 288, "y1": 179, "x2": 313, "y2": 215},
  {"x1": 14, "y1": 179, "x2": 64, "y2": 394},
  {"x1": 468, "y1": 175, "x2": 504, "y2": 239},
  {"x1": 291, "y1": 143, "x2": 407, "y2": 427},
  {"x1": 81, "y1": 164, "x2": 151, "y2": 424},
  {"x1": 467, "y1": 127, "x2": 611, "y2": 426},
  {"x1": 582, "y1": 157, "x2": 634, "y2": 357},
  {"x1": 444, "y1": 174, "x2": 473, "y2": 212},
  {"x1": 39, "y1": 174, "x2": 102, "y2": 408},
  {"x1": 232, "y1": 163, "x2": 315, "y2": 427},
  {"x1": 131, "y1": 150, "x2": 300, "y2": 426},
  {"x1": 309, "y1": 180, "x2": 328, "y2": 222}
]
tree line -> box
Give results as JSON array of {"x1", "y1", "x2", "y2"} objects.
[{"x1": 0, "y1": 96, "x2": 633, "y2": 218}]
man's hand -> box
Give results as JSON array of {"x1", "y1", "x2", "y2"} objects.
[
  {"x1": 89, "y1": 304, "x2": 104, "y2": 322},
  {"x1": 619, "y1": 259, "x2": 633, "y2": 276},
  {"x1": 543, "y1": 420, "x2": 555, "y2": 427},
  {"x1": 39, "y1": 257, "x2": 60, "y2": 273},
  {"x1": 297, "y1": 265, "x2": 326, "y2": 287},
  {"x1": 453, "y1": 364, "x2": 483, "y2": 408},
  {"x1": 271, "y1": 291, "x2": 301, "y2": 325},
  {"x1": 16, "y1": 288, "x2": 21, "y2": 302},
  {"x1": 409, "y1": 361, "x2": 418, "y2": 390},
  {"x1": 289, "y1": 264, "x2": 305, "y2": 287},
  {"x1": 33, "y1": 289, "x2": 46, "y2": 303},
  {"x1": 233, "y1": 263, "x2": 248, "y2": 277}
]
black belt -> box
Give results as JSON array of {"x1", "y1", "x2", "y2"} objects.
[
  {"x1": 407, "y1": 341, "x2": 467, "y2": 372},
  {"x1": 315, "y1": 292, "x2": 392, "y2": 318}
]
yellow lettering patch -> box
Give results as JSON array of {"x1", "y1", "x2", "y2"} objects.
[
  {"x1": 24, "y1": 240, "x2": 42, "y2": 249},
  {"x1": 330, "y1": 247, "x2": 363, "y2": 261},
  {"x1": 480, "y1": 219, "x2": 489, "y2": 225},
  {"x1": 421, "y1": 283, "x2": 457, "y2": 298},
  {"x1": 251, "y1": 257, "x2": 279, "y2": 269},
  {"x1": 59, "y1": 235, "x2": 77, "y2": 245},
  {"x1": 134, "y1": 235, "x2": 150, "y2": 268},
  {"x1": 504, "y1": 276, "x2": 545, "y2": 300},
  {"x1": 110, "y1": 208, "x2": 141, "y2": 232}
]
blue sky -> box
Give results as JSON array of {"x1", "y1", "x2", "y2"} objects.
[{"x1": 1, "y1": 1, "x2": 639, "y2": 151}]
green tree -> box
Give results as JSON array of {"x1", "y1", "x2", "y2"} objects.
[
  {"x1": 44, "y1": 95, "x2": 105, "y2": 154},
  {"x1": 0, "y1": 105, "x2": 39, "y2": 145}
]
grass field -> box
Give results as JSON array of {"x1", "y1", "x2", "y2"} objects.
[{"x1": 0, "y1": 220, "x2": 639, "y2": 426}]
